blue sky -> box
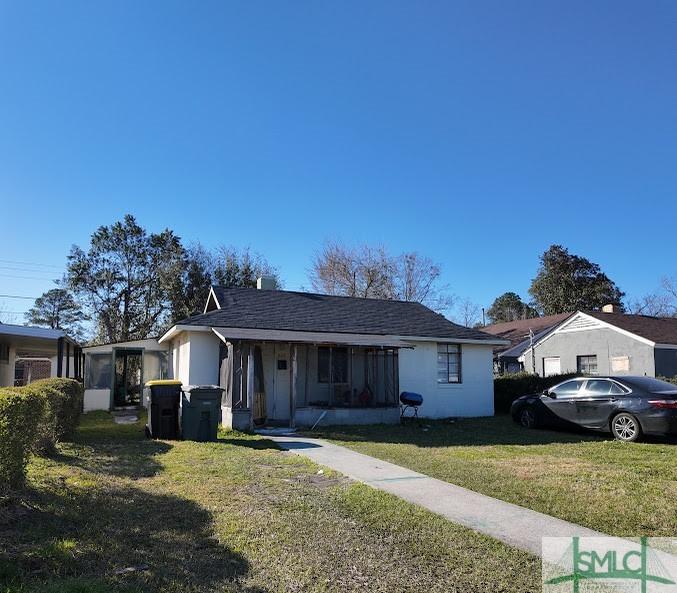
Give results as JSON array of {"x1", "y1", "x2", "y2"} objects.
[{"x1": 1, "y1": 0, "x2": 676, "y2": 322}]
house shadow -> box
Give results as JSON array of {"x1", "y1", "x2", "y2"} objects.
[
  {"x1": 215, "y1": 436, "x2": 281, "y2": 451},
  {"x1": 306, "y1": 416, "x2": 608, "y2": 448},
  {"x1": 1, "y1": 480, "x2": 267, "y2": 593}
]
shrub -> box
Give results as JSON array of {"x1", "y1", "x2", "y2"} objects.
[
  {"x1": 0, "y1": 387, "x2": 45, "y2": 488},
  {"x1": 21, "y1": 378, "x2": 84, "y2": 454},
  {"x1": 494, "y1": 371, "x2": 579, "y2": 414},
  {"x1": 658, "y1": 376, "x2": 677, "y2": 386}
]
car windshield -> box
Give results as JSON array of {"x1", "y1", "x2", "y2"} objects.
[{"x1": 622, "y1": 376, "x2": 677, "y2": 393}]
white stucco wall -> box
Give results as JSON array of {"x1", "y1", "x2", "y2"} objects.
[
  {"x1": 171, "y1": 331, "x2": 220, "y2": 386},
  {"x1": 84, "y1": 389, "x2": 110, "y2": 411},
  {"x1": 0, "y1": 345, "x2": 16, "y2": 387},
  {"x1": 399, "y1": 341, "x2": 495, "y2": 418}
]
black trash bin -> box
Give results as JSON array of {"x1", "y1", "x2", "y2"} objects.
[
  {"x1": 145, "y1": 380, "x2": 182, "y2": 439},
  {"x1": 181, "y1": 385, "x2": 223, "y2": 442}
]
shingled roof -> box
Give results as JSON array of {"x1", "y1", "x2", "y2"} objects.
[
  {"x1": 175, "y1": 286, "x2": 503, "y2": 342},
  {"x1": 586, "y1": 311, "x2": 677, "y2": 345},
  {"x1": 481, "y1": 313, "x2": 572, "y2": 352}
]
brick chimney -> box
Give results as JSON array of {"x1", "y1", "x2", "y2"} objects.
[{"x1": 602, "y1": 304, "x2": 618, "y2": 313}]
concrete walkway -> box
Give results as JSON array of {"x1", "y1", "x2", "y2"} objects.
[{"x1": 270, "y1": 435, "x2": 604, "y2": 557}]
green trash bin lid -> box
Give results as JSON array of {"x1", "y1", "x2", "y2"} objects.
[
  {"x1": 182, "y1": 385, "x2": 223, "y2": 392},
  {"x1": 145, "y1": 379, "x2": 183, "y2": 387}
]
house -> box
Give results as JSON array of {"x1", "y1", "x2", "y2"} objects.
[
  {"x1": 482, "y1": 313, "x2": 572, "y2": 374},
  {"x1": 156, "y1": 277, "x2": 507, "y2": 429},
  {"x1": 518, "y1": 305, "x2": 677, "y2": 378},
  {"x1": 83, "y1": 338, "x2": 170, "y2": 412},
  {"x1": 0, "y1": 322, "x2": 83, "y2": 387}
]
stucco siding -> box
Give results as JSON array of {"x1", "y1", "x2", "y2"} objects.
[
  {"x1": 399, "y1": 342, "x2": 494, "y2": 418},
  {"x1": 524, "y1": 328, "x2": 655, "y2": 376}
]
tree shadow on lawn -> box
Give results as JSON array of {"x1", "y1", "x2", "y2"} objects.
[
  {"x1": 308, "y1": 415, "x2": 609, "y2": 448},
  {"x1": 1, "y1": 479, "x2": 266, "y2": 593},
  {"x1": 51, "y1": 438, "x2": 173, "y2": 480}
]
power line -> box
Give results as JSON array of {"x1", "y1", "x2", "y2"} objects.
[
  {"x1": 0, "y1": 265, "x2": 62, "y2": 274},
  {"x1": 0, "y1": 259, "x2": 63, "y2": 269},
  {"x1": 0, "y1": 294, "x2": 37, "y2": 300}
]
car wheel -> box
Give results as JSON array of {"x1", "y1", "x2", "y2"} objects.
[
  {"x1": 611, "y1": 413, "x2": 641, "y2": 442},
  {"x1": 519, "y1": 406, "x2": 537, "y2": 429}
]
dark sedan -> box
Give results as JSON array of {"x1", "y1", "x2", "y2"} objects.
[{"x1": 510, "y1": 376, "x2": 677, "y2": 442}]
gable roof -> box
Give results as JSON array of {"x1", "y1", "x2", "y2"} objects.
[
  {"x1": 481, "y1": 313, "x2": 572, "y2": 353},
  {"x1": 173, "y1": 286, "x2": 505, "y2": 343},
  {"x1": 584, "y1": 311, "x2": 677, "y2": 345}
]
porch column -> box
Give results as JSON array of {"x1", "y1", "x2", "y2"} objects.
[
  {"x1": 66, "y1": 342, "x2": 71, "y2": 378},
  {"x1": 246, "y1": 344, "x2": 254, "y2": 431},
  {"x1": 56, "y1": 337, "x2": 64, "y2": 378},
  {"x1": 290, "y1": 344, "x2": 297, "y2": 429}
]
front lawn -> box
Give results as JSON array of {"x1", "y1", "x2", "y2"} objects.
[
  {"x1": 1, "y1": 412, "x2": 539, "y2": 593},
  {"x1": 312, "y1": 417, "x2": 677, "y2": 537}
]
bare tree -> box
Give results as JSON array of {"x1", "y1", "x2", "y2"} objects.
[
  {"x1": 309, "y1": 241, "x2": 453, "y2": 312},
  {"x1": 626, "y1": 275, "x2": 677, "y2": 317},
  {"x1": 454, "y1": 297, "x2": 482, "y2": 327},
  {"x1": 310, "y1": 242, "x2": 393, "y2": 299}
]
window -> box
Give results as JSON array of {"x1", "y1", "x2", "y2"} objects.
[
  {"x1": 0, "y1": 343, "x2": 8, "y2": 363},
  {"x1": 577, "y1": 355, "x2": 598, "y2": 375},
  {"x1": 551, "y1": 379, "x2": 585, "y2": 396},
  {"x1": 144, "y1": 351, "x2": 168, "y2": 382},
  {"x1": 543, "y1": 357, "x2": 561, "y2": 376},
  {"x1": 586, "y1": 379, "x2": 612, "y2": 395},
  {"x1": 610, "y1": 356, "x2": 630, "y2": 372},
  {"x1": 86, "y1": 353, "x2": 112, "y2": 389},
  {"x1": 437, "y1": 344, "x2": 461, "y2": 384},
  {"x1": 318, "y1": 347, "x2": 348, "y2": 383}
]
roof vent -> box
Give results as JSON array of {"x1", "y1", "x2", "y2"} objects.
[
  {"x1": 256, "y1": 276, "x2": 276, "y2": 290},
  {"x1": 602, "y1": 304, "x2": 618, "y2": 313}
]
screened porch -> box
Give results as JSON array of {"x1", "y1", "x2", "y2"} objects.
[{"x1": 218, "y1": 338, "x2": 404, "y2": 429}]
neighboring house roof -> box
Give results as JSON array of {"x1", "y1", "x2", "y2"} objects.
[
  {"x1": 170, "y1": 286, "x2": 506, "y2": 343},
  {"x1": 584, "y1": 311, "x2": 677, "y2": 346},
  {"x1": 0, "y1": 322, "x2": 79, "y2": 344},
  {"x1": 516, "y1": 311, "x2": 677, "y2": 360},
  {"x1": 481, "y1": 313, "x2": 572, "y2": 355}
]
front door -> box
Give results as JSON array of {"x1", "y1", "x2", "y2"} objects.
[
  {"x1": 270, "y1": 344, "x2": 290, "y2": 422},
  {"x1": 113, "y1": 349, "x2": 143, "y2": 407}
]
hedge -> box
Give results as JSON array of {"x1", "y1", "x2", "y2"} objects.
[
  {"x1": 21, "y1": 378, "x2": 84, "y2": 454},
  {"x1": 494, "y1": 372, "x2": 579, "y2": 414},
  {"x1": 0, "y1": 378, "x2": 83, "y2": 489},
  {"x1": 0, "y1": 388, "x2": 45, "y2": 488}
]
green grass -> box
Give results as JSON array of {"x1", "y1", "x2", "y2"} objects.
[
  {"x1": 311, "y1": 416, "x2": 677, "y2": 537},
  {"x1": 1, "y1": 412, "x2": 539, "y2": 593}
]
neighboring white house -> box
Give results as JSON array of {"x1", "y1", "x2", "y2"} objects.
[
  {"x1": 157, "y1": 278, "x2": 507, "y2": 429},
  {"x1": 83, "y1": 338, "x2": 169, "y2": 412},
  {"x1": 0, "y1": 323, "x2": 83, "y2": 387}
]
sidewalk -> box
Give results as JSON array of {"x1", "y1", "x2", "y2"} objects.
[{"x1": 270, "y1": 435, "x2": 604, "y2": 557}]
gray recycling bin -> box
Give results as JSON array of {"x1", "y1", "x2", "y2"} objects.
[{"x1": 180, "y1": 385, "x2": 224, "y2": 442}]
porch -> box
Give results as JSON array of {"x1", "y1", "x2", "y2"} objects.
[{"x1": 216, "y1": 335, "x2": 406, "y2": 430}]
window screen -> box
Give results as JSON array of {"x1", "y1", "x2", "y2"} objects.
[
  {"x1": 86, "y1": 353, "x2": 112, "y2": 389},
  {"x1": 318, "y1": 347, "x2": 348, "y2": 383}
]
